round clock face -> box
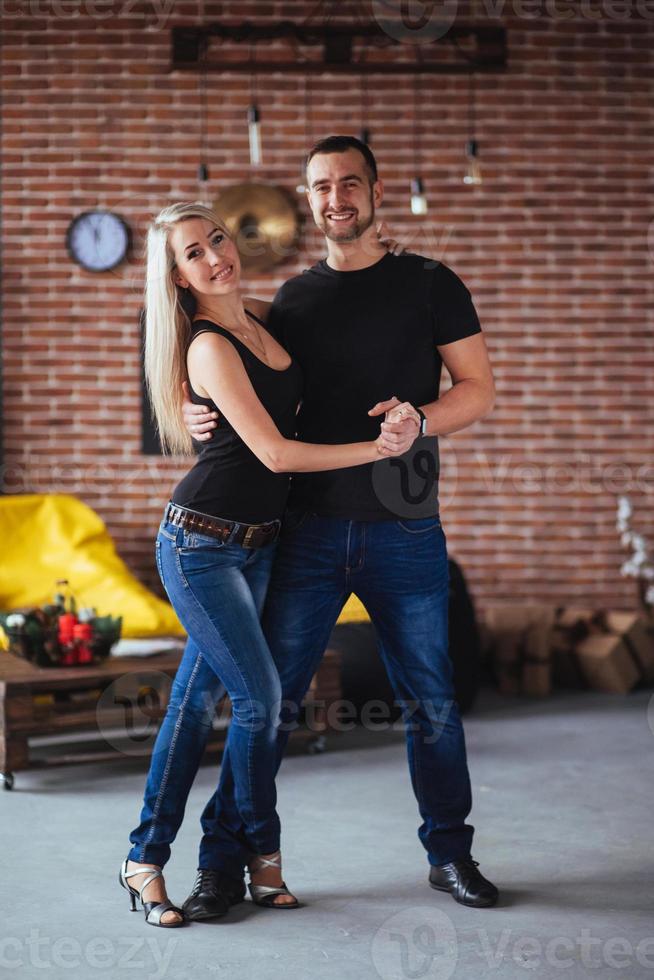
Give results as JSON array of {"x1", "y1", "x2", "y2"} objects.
[{"x1": 66, "y1": 210, "x2": 130, "y2": 272}]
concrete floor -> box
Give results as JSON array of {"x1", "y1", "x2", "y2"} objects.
[{"x1": 2, "y1": 687, "x2": 653, "y2": 980}]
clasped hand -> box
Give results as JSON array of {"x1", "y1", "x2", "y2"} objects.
[{"x1": 367, "y1": 397, "x2": 421, "y2": 457}]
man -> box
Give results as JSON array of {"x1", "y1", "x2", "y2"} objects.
[{"x1": 181, "y1": 136, "x2": 497, "y2": 911}]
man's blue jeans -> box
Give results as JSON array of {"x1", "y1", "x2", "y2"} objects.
[
  {"x1": 128, "y1": 519, "x2": 281, "y2": 867},
  {"x1": 199, "y1": 513, "x2": 474, "y2": 880}
]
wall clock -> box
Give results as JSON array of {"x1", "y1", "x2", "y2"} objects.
[{"x1": 66, "y1": 210, "x2": 130, "y2": 272}]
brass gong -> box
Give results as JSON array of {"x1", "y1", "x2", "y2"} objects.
[{"x1": 214, "y1": 183, "x2": 301, "y2": 273}]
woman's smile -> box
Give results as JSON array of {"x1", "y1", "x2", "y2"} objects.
[{"x1": 209, "y1": 264, "x2": 234, "y2": 283}]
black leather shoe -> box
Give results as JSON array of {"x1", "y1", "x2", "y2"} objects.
[
  {"x1": 429, "y1": 858, "x2": 499, "y2": 908},
  {"x1": 182, "y1": 869, "x2": 246, "y2": 921}
]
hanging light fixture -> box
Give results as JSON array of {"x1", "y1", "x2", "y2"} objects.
[
  {"x1": 197, "y1": 38, "x2": 209, "y2": 184},
  {"x1": 410, "y1": 70, "x2": 428, "y2": 215},
  {"x1": 359, "y1": 56, "x2": 371, "y2": 146},
  {"x1": 248, "y1": 44, "x2": 262, "y2": 167},
  {"x1": 463, "y1": 71, "x2": 482, "y2": 186},
  {"x1": 296, "y1": 75, "x2": 311, "y2": 194},
  {"x1": 463, "y1": 140, "x2": 482, "y2": 186},
  {"x1": 410, "y1": 177, "x2": 428, "y2": 216},
  {"x1": 247, "y1": 105, "x2": 262, "y2": 166}
]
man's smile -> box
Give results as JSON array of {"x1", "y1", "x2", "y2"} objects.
[{"x1": 325, "y1": 210, "x2": 357, "y2": 223}]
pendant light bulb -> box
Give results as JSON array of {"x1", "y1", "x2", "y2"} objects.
[
  {"x1": 247, "y1": 105, "x2": 262, "y2": 166},
  {"x1": 463, "y1": 139, "x2": 482, "y2": 186},
  {"x1": 410, "y1": 177, "x2": 428, "y2": 216},
  {"x1": 295, "y1": 159, "x2": 307, "y2": 195}
]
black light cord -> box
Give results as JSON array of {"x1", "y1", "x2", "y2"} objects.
[{"x1": 198, "y1": 36, "x2": 209, "y2": 182}]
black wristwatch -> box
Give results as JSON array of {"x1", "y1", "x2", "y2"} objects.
[{"x1": 416, "y1": 408, "x2": 428, "y2": 436}]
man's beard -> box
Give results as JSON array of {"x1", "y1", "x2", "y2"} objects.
[{"x1": 319, "y1": 190, "x2": 375, "y2": 242}]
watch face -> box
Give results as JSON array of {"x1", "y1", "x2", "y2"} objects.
[{"x1": 66, "y1": 211, "x2": 130, "y2": 272}]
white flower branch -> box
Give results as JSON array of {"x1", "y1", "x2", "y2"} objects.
[{"x1": 616, "y1": 495, "x2": 654, "y2": 610}]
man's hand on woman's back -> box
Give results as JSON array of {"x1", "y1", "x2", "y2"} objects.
[{"x1": 181, "y1": 381, "x2": 218, "y2": 442}]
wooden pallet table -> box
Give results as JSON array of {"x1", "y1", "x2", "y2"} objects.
[{"x1": 0, "y1": 646, "x2": 342, "y2": 789}]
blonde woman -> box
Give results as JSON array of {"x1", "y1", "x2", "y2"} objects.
[{"x1": 121, "y1": 202, "x2": 418, "y2": 928}]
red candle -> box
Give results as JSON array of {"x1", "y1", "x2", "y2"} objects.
[
  {"x1": 58, "y1": 613, "x2": 78, "y2": 643},
  {"x1": 73, "y1": 622, "x2": 94, "y2": 664}
]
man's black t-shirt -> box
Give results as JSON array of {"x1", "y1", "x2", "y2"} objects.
[{"x1": 268, "y1": 252, "x2": 482, "y2": 521}]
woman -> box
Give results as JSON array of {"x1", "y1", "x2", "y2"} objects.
[{"x1": 122, "y1": 202, "x2": 417, "y2": 928}]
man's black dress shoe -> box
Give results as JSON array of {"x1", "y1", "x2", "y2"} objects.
[
  {"x1": 429, "y1": 858, "x2": 499, "y2": 908},
  {"x1": 182, "y1": 869, "x2": 246, "y2": 920}
]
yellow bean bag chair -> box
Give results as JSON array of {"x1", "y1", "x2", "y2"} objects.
[
  {"x1": 0, "y1": 494, "x2": 184, "y2": 638},
  {"x1": 0, "y1": 494, "x2": 367, "y2": 642}
]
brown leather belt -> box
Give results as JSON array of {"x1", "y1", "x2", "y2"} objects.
[{"x1": 164, "y1": 503, "x2": 280, "y2": 549}]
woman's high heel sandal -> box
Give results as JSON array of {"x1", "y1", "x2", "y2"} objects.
[
  {"x1": 247, "y1": 852, "x2": 300, "y2": 910},
  {"x1": 119, "y1": 859, "x2": 185, "y2": 928}
]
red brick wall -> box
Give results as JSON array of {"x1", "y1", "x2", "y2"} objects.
[{"x1": 2, "y1": 1, "x2": 653, "y2": 615}]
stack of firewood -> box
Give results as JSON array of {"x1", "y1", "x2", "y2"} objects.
[{"x1": 483, "y1": 605, "x2": 654, "y2": 697}]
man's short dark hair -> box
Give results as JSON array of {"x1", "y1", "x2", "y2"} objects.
[{"x1": 305, "y1": 135, "x2": 378, "y2": 184}]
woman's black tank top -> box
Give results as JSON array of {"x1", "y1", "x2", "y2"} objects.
[{"x1": 171, "y1": 313, "x2": 303, "y2": 523}]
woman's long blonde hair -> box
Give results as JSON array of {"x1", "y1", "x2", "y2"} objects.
[{"x1": 143, "y1": 201, "x2": 231, "y2": 455}]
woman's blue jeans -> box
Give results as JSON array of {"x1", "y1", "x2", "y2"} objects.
[{"x1": 127, "y1": 519, "x2": 281, "y2": 867}]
